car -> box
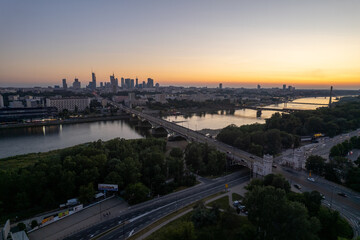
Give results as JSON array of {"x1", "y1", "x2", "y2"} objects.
[
  {"x1": 233, "y1": 200, "x2": 240, "y2": 207},
  {"x1": 294, "y1": 184, "x2": 302, "y2": 190},
  {"x1": 307, "y1": 177, "x2": 315, "y2": 182},
  {"x1": 272, "y1": 165, "x2": 277, "y2": 168},
  {"x1": 337, "y1": 192, "x2": 347, "y2": 197}
]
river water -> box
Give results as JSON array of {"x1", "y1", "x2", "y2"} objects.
[
  {"x1": 163, "y1": 96, "x2": 338, "y2": 131},
  {"x1": 0, "y1": 120, "x2": 144, "y2": 159},
  {"x1": 0, "y1": 96, "x2": 338, "y2": 159}
]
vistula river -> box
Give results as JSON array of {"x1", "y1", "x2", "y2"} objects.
[{"x1": 0, "y1": 97, "x2": 338, "y2": 159}]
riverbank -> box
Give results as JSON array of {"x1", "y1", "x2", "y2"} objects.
[{"x1": 0, "y1": 114, "x2": 130, "y2": 129}]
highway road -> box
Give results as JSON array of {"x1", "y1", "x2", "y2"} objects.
[
  {"x1": 274, "y1": 166, "x2": 360, "y2": 237},
  {"x1": 64, "y1": 169, "x2": 250, "y2": 240}
]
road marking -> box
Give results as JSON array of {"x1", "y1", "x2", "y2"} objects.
[{"x1": 128, "y1": 229, "x2": 135, "y2": 237}]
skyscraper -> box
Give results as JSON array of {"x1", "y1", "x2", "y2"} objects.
[
  {"x1": 219, "y1": 83, "x2": 222, "y2": 89},
  {"x1": 110, "y1": 74, "x2": 117, "y2": 92},
  {"x1": 136, "y1": 78, "x2": 138, "y2": 88},
  {"x1": 147, "y1": 78, "x2": 154, "y2": 88},
  {"x1": 283, "y1": 84, "x2": 286, "y2": 90},
  {"x1": 73, "y1": 78, "x2": 81, "y2": 89},
  {"x1": 121, "y1": 77, "x2": 125, "y2": 88},
  {"x1": 130, "y1": 79, "x2": 134, "y2": 89},
  {"x1": 125, "y1": 78, "x2": 131, "y2": 89},
  {"x1": 257, "y1": 84, "x2": 261, "y2": 89},
  {"x1": 62, "y1": 79, "x2": 67, "y2": 89},
  {"x1": 91, "y1": 72, "x2": 96, "y2": 89}
]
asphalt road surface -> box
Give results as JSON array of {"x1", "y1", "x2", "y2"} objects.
[
  {"x1": 64, "y1": 169, "x2": 250, "y2": 240},
  {"x1": 274, "y1": 166, "x2": 360, "y2": 237}
]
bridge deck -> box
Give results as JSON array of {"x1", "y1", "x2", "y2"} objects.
[{"x1": 118, "y1": 105, "x2": 262, "y2": 165}]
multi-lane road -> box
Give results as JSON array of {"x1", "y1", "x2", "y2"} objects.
[
  {"x1": 274, "y1": 165, "x2": 360, "y2": 236},
  {"x1": 64, "y1": 169, "x2": 250, "y2": 240}
]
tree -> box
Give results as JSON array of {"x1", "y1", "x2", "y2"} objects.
[
  {"x1": 125, "y1": 182, "x2": 150, "y2": 205},
  {"x1": 263, "y1": 173, "x2": 291, "y2": 193},
  {"x1": 345, "y1": 167, "x2": 360, "y2": 192},
  {"x1": 306, "y1": 155, "x2": 326, "y2": 175},
  {"x1": 79, "y1": 183, "x2": 95, "y2": 204},
  {"x1": 244, "y1": 186, "x2": 319, "y2": 240},
  {"x1": 191, "y1": 201, "x2": 218, "y2": 228},
  {"x1": 302, "y1": 191, "x2": 322, "y2": 216},
  {"x1": 31, "y1": 220, "x2": 38, "y2": 229},
  {"x1": 169, "y1": 148, "x2": 183, "y2": 159},
  {"x1": 17, "y1": 222, "x2": 26, "y2": 231},
  {"x1": 317, "y1": 206, "x2": 354, "y2": 240}
]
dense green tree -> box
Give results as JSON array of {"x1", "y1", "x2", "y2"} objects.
[
  {"x1": 346, "y1": 167, "x2": 360, "y2": 192},
  {"x1": 31, "y1": 220, "x2": 38, "y2": 229},
  {"x1": 17, "y1": 222, "x2": 26, "y2": 231},
  {"x1": 317, "y1": 206, "x2": 353, "y2": 240},
  {"x1": 263, "y1": 174, "x2": 291, "y2": 193},
  {"x1": 305, "y1": 155, "x2": 326, "y2": 175},
  {"x1": 243, "y1": 186, "x2": 319, "y2": 240},
  {"x1": 79, "y1": 183, "x2": 95, "y2": 204},
  {"x1": 125, "y1": 182, "x2": 150, "y2": 205}
]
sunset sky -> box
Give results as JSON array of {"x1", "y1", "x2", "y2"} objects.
[{"x1": 0, "y1": 0, "x2": 359, "y2": 89}]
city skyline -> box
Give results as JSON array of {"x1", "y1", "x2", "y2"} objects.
[{"x1": 0, "y1": 1, "x2": 359, "y2": 89}]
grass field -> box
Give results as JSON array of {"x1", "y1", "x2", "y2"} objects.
[{"x1": 207, "y1": 195, "x2": 229, "y2": 210}]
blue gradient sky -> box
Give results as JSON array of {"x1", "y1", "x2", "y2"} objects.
[{"x1": 0, "y1": 0, "x2": 359, "y2": 88}]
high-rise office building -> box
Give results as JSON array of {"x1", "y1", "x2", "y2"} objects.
[
  {"x1": 91, "y1": 72, "x2": 96, "y2": 89},
  {"x1": 0, "y1": 94, "x2": 4, "y2": 108},
  {"x1": 121, "y1": 77, "x2": 125, "y2": 88},
  {"x1": 136, "y1": 78, "x2": 138, "y2": 88},
  {"x1": 130, "y1": 79, "x2": 134, "y2": 89},
  {"x1": 219, "y1": 83, "x2": 222, "y2": 89},
  {"x1": 147, "y1": 78, "x2": 154, "y2": 88},
  {"x1": 283, "y1": 84, "x2": 286, "y2": 90},
  {"x1": 257, "y1": 84, "x2": 261, "y2": 89},
  {"x1": 124, "y1": 78, "x2": 130, "y2": 89},
  {"x1": 142, "y1": 81, "x2": 146, "y2": 88},
  {"x1": 110, "y1": 74, "x2": 118, "y2": 92},
  {"x1": 73, "y1": 78, "x2": 81, "y2": 89},
  {"x1": 100, "y1": 82, "x2": 103, "y2": 88},
  {"x1": 62, "y1": 79, "x2": 67, "y2": 89}
]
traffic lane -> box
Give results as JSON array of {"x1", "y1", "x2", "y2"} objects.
[
  {"x1": 279, "y1": 166, "x2": 360, "y2": 203},
  {"x1": 277, "y1": 166, "x2": 360, "y2": 206},
  {"x1": 98, "y1": 176, "x2": 250, "y2": 240},
  {"x1": 67, "y1": 172, "x2": 250, "y2": 240},
  {"x1": 274, "y1": 168, "x2": 360, "y2": 212}
]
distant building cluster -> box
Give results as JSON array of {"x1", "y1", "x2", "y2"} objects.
[{"x1": 60, "y1": 72, "x2": 158, "y2": 93}]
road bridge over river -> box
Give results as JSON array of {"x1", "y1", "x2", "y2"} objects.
[{"x1": 116, "y1": 104, "x2": 273, "y2": 177}]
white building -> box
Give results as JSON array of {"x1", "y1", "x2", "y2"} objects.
[
  {"x1": 0, "y1": 94, "x2": 4, "y2": 108},
  {"x1": 253, "y1": 154, "x2": 273, "y2": 176},
  {"x1": 46, "y1": 97, "x2": 90, "y2": 112},
  {"x1": 282, "y1": 148, "x2": 306, "y2": 170},
  {"x1": 9, "y1": 101, "x2": 24, "y2": 108}
]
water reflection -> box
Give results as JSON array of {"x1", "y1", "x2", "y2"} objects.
[
  {"x1": 163, "y1": 97, "x2": 340, "y2": 131},
  {"x1": 0, "y1": 119, "x2": 145, "y2": 159}
]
